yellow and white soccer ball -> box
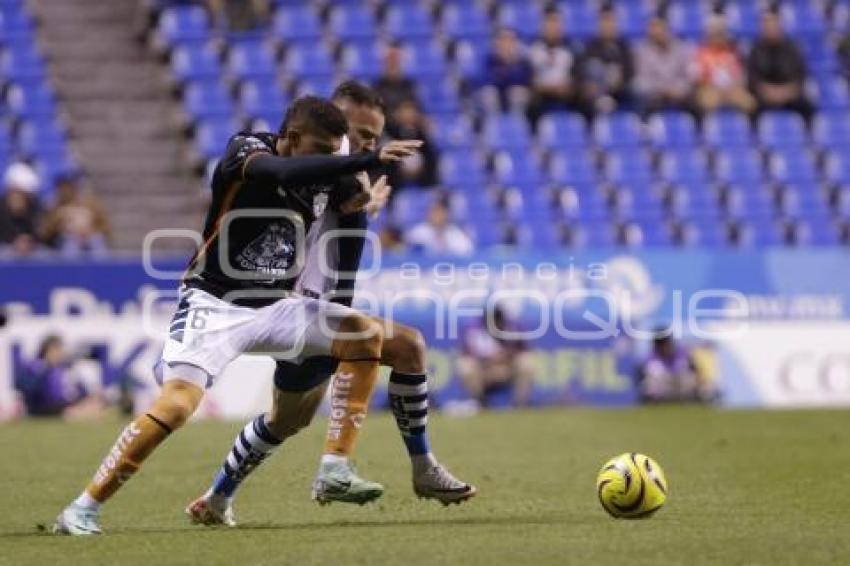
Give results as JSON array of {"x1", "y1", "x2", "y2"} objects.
[{"x1": 596, "y1": 453, "x2": 668, "y2": 519}]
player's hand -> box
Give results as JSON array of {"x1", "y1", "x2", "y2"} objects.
[
  {"x1": 365, "y1": 174, "x2": 392, "y2": 217},
  {"x1": 377, "y1": 140, "x2": 423, "y2": 164},
  {"x1": 338, "y1": 189, "x2": 371, "y2": 215}
]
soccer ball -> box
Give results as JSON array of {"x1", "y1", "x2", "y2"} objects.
[{"x1": 596, "y1": 453, "x2": 668, "y2": 519}]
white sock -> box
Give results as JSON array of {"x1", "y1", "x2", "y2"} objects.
[
  {"x1": 412, "y1": 452, "x2": 438, "y2": 475},
  {"x1": 73, "y1": 491, "x2": 101, "y2": 511},
  {"x1": 320, "y1": 453, "x2": 348, "y2": 471}
]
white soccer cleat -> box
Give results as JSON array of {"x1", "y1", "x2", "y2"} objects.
[
  {"x1": 185, "y1": 495, "x2": 236, "y2": 527},
  {"x1": 311, "y1": 461, "x2": 384, "y2": 506},
  {"x1": 52, "y1": 504, "x2": 103, "y2": 536},
  {"x1": 413, "y1": 463, "x2": 477, "y2": 506}
]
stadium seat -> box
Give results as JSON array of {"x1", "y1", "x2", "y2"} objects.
[
  {"x1": 183, "y1": 81, "x2": 234, "y2": 120},
  {"x1": 171, "y1": 44, "x2": 222, "y2": 82},
  {"x1": 667, "y1": 0, "x2": 706, "y2": 38},
  {"x1": 283, "y1": 43, "x2": 334, "y2": 79},
  {"x1": 195, "y1": 118, "x2": 240, "y2": 159},
  {"x1": 498, "y1": 1, "x2": 543, "y2": 40},
  {"x1": 558, "y1": 1, "x2": 597, "y2": 40},
  {"x1": 157, "y1": 5, "x2": 210, "y2": 46},
  {"x1": 430, "y1": 114, "x2": 475, "y2": 150},
  {"x1": 440, "y1": 150, "x2": 488, "y2": 187},
  {"x1": 492, "y1": 150, "x2": 544, "y2": 188},
  {"x1": 17, "y1": 122, "x2": 67, "y2": 157},
  {"x1": 658, "y1": 149, "x2": 711, "y2": 183},
  {"x1": 779, "y1": 0, "x2": 826, "y2": 36},
  {"x1": 328, "y1": 5, "x2": 378, "y2": 42},
  {"x1": 0, "y1": 45, "x2": 44, "y2": 81},
  {"x1": 441, "y1": 3, "x2": 491, "y2": 41},
  {"x1": 340, "y1": 42, "x2": 381, "y2": 81},
  {"x1": 227, "y1": 41, "x2": 278, "y2": 82},
  {"x1": 768, "y1": 151, "x2": 820, "y2": 184},
  {"x1": 548, "y1": 151, "x2": 599, "y2": 185},
  {"x1": 271, "y1": 5, "x2": 322, "y2": 44},
  {"x1": 647, "y1": 112, "x2": 698, "y2": 148},
  {"x1": 812, "y1": 112, "x2": 850, "y2": 148},
  {"x1": 612, "y1": 0, "x2": 650, "y2": 39},
  {"x1": 294, "y1": 76, "x2": 335, "y2": 98},
  {"x1": 593, "y1": 113, "x2": 644, "y2": 148},
  {"x1": 714, "y1": 149, "x2": 765, "y2": 184},
  {"x1": 481, "y1": 114, "x2": 532, "y2": 152},
  {"x1": 814, "y1": 78, "x2": 849, "y2": 109},
  {"x1": 824, "y1": 152, "x2": 850, "y2": 185},
  {"x1": 725, "y1": 0, "x2": 760, "y2": 39},
  {"x1": 238, "y1": 80, "x2": 289, "y2": 119},
  {"x1": 417, "y1": 78, "x2": 461, "y2": 115},
  {"x1": 703, "y1": 111, "x2": 753, "y2": 147},
  {"x1": 537, "y1": 112, "x2": 588, "y2": 151},
  {"x1": 6, "y1": 83, "x2": 56, "y2": 119},
  {"x1": 403, "y1": 40, "x2": 449, "y2": 80},
  {"x1": 604, "y1": 150, "x2": 654, "y2": 184},
  {"x1": 385, "y1": 4, "x2": 435, "y2": 40},
  {"x1": 757, "y1": 111, "x2": 808, "y2": 149}
]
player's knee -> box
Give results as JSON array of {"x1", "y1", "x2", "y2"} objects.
[
  {"x1": 152, "y1": 381, "x2": 202, "y2": 429},
  {"x1": 336, "y1": 315, "x2": 384, "y2": 360}
]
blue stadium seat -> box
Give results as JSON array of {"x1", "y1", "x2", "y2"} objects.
[
  {"x1": 430, "y1": 114, "x2": 474, "y2": 150},
  {"x1": 492, "y1": 149, "x2": 544, "y2": 187},
  {"x1": 239, "y1": 80, "x2": 289, "y2": 119},
  {"x1": 441, "y1": 3, "x2": 491, "y2": 41},
  {"x1": 558, "y1": 1, "x2": 597, "y2": 40},
  {"x1": 812, "y1": 112, "x2": 850, "y2": 148},
  {"x1": 453, "y1": 38, "x2": 487, "y2": 82},
  {"x1": 18, "y1": 122, "x2": 67, "y2": 157},
  {"x1": 667, "y1": 0, "x2": 706, "y2": 38},
  {"x1": 440, "y1": 150, "x2": 488, "y2": 186},
  {"x1": 157, "y1": 5, "x2": 210, "y2": 46},
  {"x1": 659, "y1": 149, "x2": 711, "y2": 183},
  {"x1": 604, "y1": 150, "x2": 654, "y2": 184},
  {"x1": 0, "y1": 46, "x2": 44, "y2": 81},
  {"x1": 779, "y1": 0, "x2": 826, "y2": 36},
  {"x1": 183, "y1": 81, "x2": 234, "y2": 119},
  {"x1": 385, "y1": 4, "x2": 434, "y2": 40},
  {"x1": 283, "y1": 43, "x2": 334, "y2": 79},
  {"x1": 814, "y1": 78, "x2": 849, "y2": 109},
  {"x1": 725, "y1": 0, "x2": 760, "y2": 39},
  {"x1": 340, "y1": 42, "x2": 381, "y2": 81},
  {"x1": 768, "y1": 151, "x2": 820, "y2": 184},
  {"x1": 227, "y1": 41, "x2": 277, "y2": 81},
  {"x1": 171, "y1": 44, "x2": 221, "y2": 82},
  {"x1": 795, "y1": 220, "x2": 839, "y2": 246},
  {"x1": 393, "y1": 190, "x2": 440, "y2": 226},
  {"x1": 612, "y1": 0, "x2": 650, "y2": 39},
  {"x1": 195, "y1": 118, "x2": 240, "y2": 159},
  {"x1": 664, "y1": 185, "x2": 720, "y2": 217},
  {"x1": 593, "y1": 113, "x2": 643, "y2": 148},
  {"x1": 481, "y1": 113, "x2": 532, "y2": 152},
  {"x1": 498, "y1": 1, "x2": 543, "y2": 40},
  {"x1": 824, "y1": 152, "x2": 850, "y2": 185},
  {"x1": 715, "y1": 148, "x2": 765, "y2": 183},
  {"x1": 537, "y1": 112, "x2": 588, "y2": 151},
  {"x1": 271, "y1": 5, "x2": 322, "y2": 44},
  {"x1": 647, "y1": 112, "x2": 698, "y2": 148},
  {"x1": 404, "y1": 40, "x2": 448, "y2": 80},
  {"x1": 548, "y1": 151, "x2": 599, "y2": 185},
  {"x1": 757, "y1": 111, "x2": 808, "y2": 149},
  {"x1": 703, "y1": 111, "x2": 753, "y2": 147},
  {"x1": 328, "y1": 5, "x2": 378, "y2": 42},
  {"x1": 719, "y1": 185, "x2": 774, "y2": 216},
  {"x1": 294, "y1": 76, "x2": 335, "y2": 98},
  {"x1": 417, "y1": 78, "x2": 461, "y2": 115},
  {"x1": 6, "y1": 83, "x2": 56, "y2": 119}
]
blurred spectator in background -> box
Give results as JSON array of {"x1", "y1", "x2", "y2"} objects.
[
  {"x1": 634, "y1": 16, "x2": 694, "y2": 114},
  {"x1": 694, "y1": 16, "x2": 755, "y2": 115},
  {"x1": 0, "y1": 162, "x2": 42, "y2": 256},
  {"x1": 527, "y1": 7, "x2": 577, "y2": 124},
  {"x1": 40, "y1": 175, "x2": 110, "y2": 257},
  {"x1": 373, "y1": 43, "x2": 418, "y2": 121},
  {"x1": 575, "y1": 8, "x2": 633, "y2": 116},
  {"x1": 385, "y1": 99, "x2": 439, "y2": 190},
  {"x1": 481, "y1": 27, "x2": 533, "y2": 114},
  {"x1": 208, "y1": 0, "x2": 269, "y2": 32},
  {"x1": 458, "y1": 304, "x2": 536, "y2": 408},
  {"x1": 839, "y1": 31, "x2": 850, "y2": 81},
  {"x1": 405, "y1": 197, "x2": 473, "y2": 256},
  {"x1": 14, "y1": 335, "x2": 104, "y2": 419},
  {"x1": 747, "y1": 11, "x2": 813, "y2": 122},
  {"x1": 378, "y1": 224, "x2": 406, "y2": 253},
  {"x1": 636, "y1": 330, "x2": 718, "y2": 404}
]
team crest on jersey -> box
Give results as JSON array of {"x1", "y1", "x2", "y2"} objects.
[{"x1": 235, "y1": 222, "x2": 297, "y2": 277}]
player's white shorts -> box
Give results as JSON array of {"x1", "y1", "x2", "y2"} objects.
[{"x1": 156, "y1": 286, "x2": 354, "y2": 388}]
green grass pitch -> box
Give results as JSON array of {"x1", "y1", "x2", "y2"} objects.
[{"x1": 1, "y1": 408, "x2": 849, "y2": 565}]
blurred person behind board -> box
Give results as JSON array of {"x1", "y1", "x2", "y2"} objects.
[
  {"x1": 694, "y1": 15, "x2": 755, "y2": 114},
  {"x1": 373, "y1": 42, "x2": 418, "y2": 120},
  {"x1": 634, "y1": 16, "x2": 694, "y2": 114},
  {"x1": 405, "y1": 197, "x2": 473, "y2": 256},
  {"x1": 481, "y1": 27, "x2": 533, "y2": 113},
  {"x1": 0, "y1": 162, "x2": 41, "y2": 256},
  {"x1": 527, "y1": 7, "x2": 578, "y2": 124},
  {"x1": 14, "y1": 335, "x2": 104, "y2": 419},
  {"x1": 386, "y1": 99, "x2": 438, "y2": 190},
  {"x1": 636, "y1": 330, "x2": 717, "y2": 404},
  {"x1": 41, "y1": 174, "x2": 111, "y2": 257},
  {"x1": 458, "y1": 305, "x2": 536, "y2": 408},
  {"x1": 575, "y1": 7, "x2": 634, "y2": 116}
]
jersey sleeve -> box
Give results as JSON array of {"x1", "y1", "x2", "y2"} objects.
[{"x1": 218, "y1": 134, "x2": 273, "y2": 184}]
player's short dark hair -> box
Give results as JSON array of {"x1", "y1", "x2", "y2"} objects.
[
  {"x1": 331, "y1": 80, "x2": 385, "y2": 113},
  {"x1": 279, "y1": 95, "x2": 348, "y2": 137}
]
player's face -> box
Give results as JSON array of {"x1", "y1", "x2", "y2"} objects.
[{"x1": 339, "y1": 102, "x2": 385, "y2": 153}]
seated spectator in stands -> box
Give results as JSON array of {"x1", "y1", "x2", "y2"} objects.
[
  {"x1": 386, "y1": 99, "x2": 438, "y2": 190},
  {"x1": 527, "y1": 7, "x2": 577, "y2": 124},
  {"x1": 208, "y1": 0, "x2": 269, "y2": 31},
  {"x1": 747, "y1": 11, "x2": 813, "y2": 121},
  {"x1": 373, "y1": 42, "x2": 418, "y2": 120},
  {"x1": 14, "y1": 335, "x2": 104, "y2": 419},
  {"x1": 575, "y1": 8, "x2": 633, "y2": 116},
  {"x1": 378, "y1": 224, "x2": 406, "y2": 253},
  {"x1": 405, "y1": 198, "x2": 474, "y2": 256},
  {"x1": 634, "y1": 16, "x2": 694, "y2": 114},
  {"x1": 41, "y1": 175, "x2": 110, "y2": 257},
  {"x1": 694, "y1": 16, "x2": 755, "y2": 115},
  {"x1": 636, "y1": 330, "x2": 717, "y2": 404},
  {"x1": 458, "y1": 304, "x2": 536, "y2": 408},
  {"x1": 481, "y1": 27, "x2": 533, "y2": 113},
  {"x1": 0, "y1": 162, "x2": 42, "y2": 256}
]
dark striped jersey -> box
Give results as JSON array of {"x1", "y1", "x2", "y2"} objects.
[{"x1": 183, "y1": 132, "x2": 379, "y2": 306}]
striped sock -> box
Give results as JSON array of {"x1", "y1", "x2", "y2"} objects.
[
  {"x1": 210, "y1": 415, "x2": 282, "y2": 499},
  {"x1": 388, "y1": 372, "x2": 433, "y2": 461}
]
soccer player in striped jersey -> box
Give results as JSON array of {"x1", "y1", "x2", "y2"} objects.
[
  {"x1": 53, "y1": 97, "x2": 423, "y2": 535},
  {"x1": 185, "y1": 82, "x2": 475, "y2": 527}
]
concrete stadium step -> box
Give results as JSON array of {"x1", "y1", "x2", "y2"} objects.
[{"x1": 32, "y1": 0, "x2": 200, "y2": 252}]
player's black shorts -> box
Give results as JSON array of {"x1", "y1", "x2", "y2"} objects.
[{"x1": 274, "y1": 356, "x2": 338, "y2": 392}]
